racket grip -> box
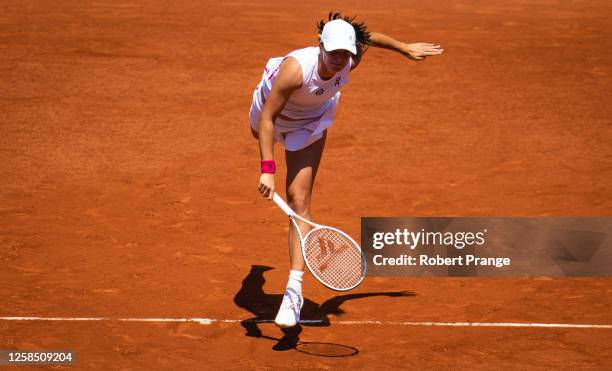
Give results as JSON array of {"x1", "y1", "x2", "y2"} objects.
[{"x1": 272, "y1": 193, "x2": 294, "y2": 217}]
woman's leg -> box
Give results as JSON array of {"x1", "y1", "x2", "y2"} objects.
[
  {"x1": 285, "y1": 131, "x2": 327, "y2": 271},
  {"x1": 274, "y1": 132, "x2": 326, "y2": 328}
]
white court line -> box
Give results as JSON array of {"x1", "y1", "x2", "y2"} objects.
[{"x1": 1, "y1": 317, "x2": 611, "y2": 329}]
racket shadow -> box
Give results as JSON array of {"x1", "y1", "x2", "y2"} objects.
[{"x1": 233, "y1": 265, "x2": 416, "y2": 351}]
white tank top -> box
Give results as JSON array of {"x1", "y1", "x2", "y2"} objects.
[{"x1": 257, "y1": 46, "x2": 351, "y2": 121}]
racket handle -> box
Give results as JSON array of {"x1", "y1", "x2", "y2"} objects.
[{"x1": 273, "y1": 193, "x2": 294, "y2": 217}]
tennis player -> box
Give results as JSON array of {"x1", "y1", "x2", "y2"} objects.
[{"x1": 250, "y1": 12, "x2": 443, "y2": 328}]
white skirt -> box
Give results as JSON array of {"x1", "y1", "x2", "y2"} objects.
[{"x1": 249, "y1": 89, "x2": 340, "y2": 151}]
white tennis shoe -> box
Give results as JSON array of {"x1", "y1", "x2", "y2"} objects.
[{"x1": 274, "y1": 288, "x2": 303, "y2": 328}]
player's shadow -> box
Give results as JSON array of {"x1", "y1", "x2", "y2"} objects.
[{"x1": 233, "y1": 265, "x2": 416, "y2": 352}]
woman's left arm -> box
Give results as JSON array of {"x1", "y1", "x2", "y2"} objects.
[{"x1": 351, "y1": 31, "x2": 443, "y2": 70}]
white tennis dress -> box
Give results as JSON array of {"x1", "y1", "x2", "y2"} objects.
[{"x1": 249, "y1": 46, "x2": 351, "y2": 151}]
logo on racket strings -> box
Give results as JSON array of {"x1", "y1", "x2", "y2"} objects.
[{"x1": 316, "y1": 238, "x2": 349, "y2": 271}]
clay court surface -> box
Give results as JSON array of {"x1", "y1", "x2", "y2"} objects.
[{"x1": 1, "y1": 0, "x2": 611, "y2": 368}]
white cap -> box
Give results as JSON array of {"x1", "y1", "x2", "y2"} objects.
[{"x1": 320, "y1": 19, "x2": 357, "y2": 55}]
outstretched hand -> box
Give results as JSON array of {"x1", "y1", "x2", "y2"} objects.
[{"x1": 399, "y1": 43, "x2": 443, "y2": 61}]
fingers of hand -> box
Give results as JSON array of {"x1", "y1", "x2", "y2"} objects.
[
  {"x1": 420, "y1": 47, "x2": 443, "y2": 54},
  {"x1": 413, "y1": 43, "x2": 443, "y2": 56},
  {"x1": 258, "y1": 182, "x2": 274, "y2": 199}
]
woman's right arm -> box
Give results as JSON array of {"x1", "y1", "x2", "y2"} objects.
[{"x1": 257, "y1": 57, "x2": 303, "y2": 200}]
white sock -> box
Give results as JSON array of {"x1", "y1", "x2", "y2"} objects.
[{"x1": 286, "y1": 270, "x2": 304, "y2": 295}]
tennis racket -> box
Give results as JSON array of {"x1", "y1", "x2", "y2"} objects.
[{"x1": 272, "y1": 193, "x2": 366, "y2": 291}]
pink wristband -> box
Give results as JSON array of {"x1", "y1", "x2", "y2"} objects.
[{"x1": 261, "y1": 160, "x2": 276, "y2": 174}]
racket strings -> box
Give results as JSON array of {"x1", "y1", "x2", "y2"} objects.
[{"x1": 304, "y1": 228, "x2": 365, "y2": 290}]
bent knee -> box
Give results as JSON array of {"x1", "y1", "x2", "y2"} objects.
[{"x1": 287, "y1": 193, "x2": 311, "y2": 216}]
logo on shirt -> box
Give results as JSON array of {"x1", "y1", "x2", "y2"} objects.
[
  {"x1": 334, "y1": 77, "x2": 341, "y2": 87},
  {"x1": 315, "y1": 88, "x2": 324, "y2": 95}
]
